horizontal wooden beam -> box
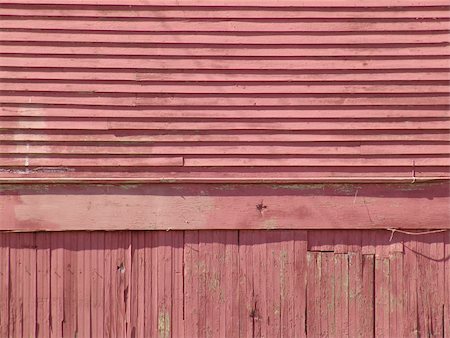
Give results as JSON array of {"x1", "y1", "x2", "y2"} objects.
[{"x1": 1, "y1": 182, "x2": 448, "y2": 231}]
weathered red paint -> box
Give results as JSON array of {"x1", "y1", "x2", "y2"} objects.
[
  {"x1": 1, "y1": 182, "x2": 449, "y2": 231},
  {"x1": 0, "y1": 0, "x2": 449, "y2": 336},
  {"x1": 0, "y1": 230, "x2": 448, "y2": 337},
  {"x1": 0, "y1": 0, "x2": 449, "y2": 182}
]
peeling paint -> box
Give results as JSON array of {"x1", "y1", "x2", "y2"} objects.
[
  {"x1": 263, "y1": 219, "x2": 278, "y2": 230},
  {"x1": 157, "y1": 310, "x2": 170, "y2": 338}
]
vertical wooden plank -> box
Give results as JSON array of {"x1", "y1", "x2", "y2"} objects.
[
  {"x1": 293, "y1": 230, "x2": 307, "y2": 338},
  {"x1": 215, "y1": 231, "x2": 226, "y2": 338},
  {"x1": 445, "y1": 230, "x2": 450, "y2": 336},
  {"x1": 335, "y1": 253, "x2": 349, "y2": 338},
  {"x1": 22, "y1": 233, "x2": 36, "y2": 338},
  {"x1": 416, "y1": 236, "x2": 429, "y2": 336},
  {"x1": 360, "y1": 255, "x2": 375, "y2": 337},
  {"x1": 90, "y1": 232, "x2": 105, "y2": 338},
  {"x1": 430, "y1": 233, "x2": 445, "y2": 338},
  {"x1": 63, "y1": 232, "x2": 78, "y2": 338},
  {"x1": 208, "y1": 231, "x2": 224, "y2": 338},
  {"x1": 159, "y1": 231, "x2": 172, "y2": 338},
  {"x1": 103, "y1": 231, "x2": 113, "y2": 338},
  {"x1": 36, "y1": 232, "x2": 51, "y2": 338},
  {"x1": 76, "y1": 233, "x2": 84, "y2": 338},
  {"x1": 266, "y1": 230, "x2": 281, "y2": 338},
  {"x1": 9, "y1": 234, "x2": 22, "y2": 338},
  {"x1": 8, "y1": 234, "x2": 20, "y2": 338},
  {"x1": 113, "y1": 231, "x2": 130, "y2": 338},
  {"x1": 152, "y1": 231, "x2": 162, "y2": 338},
  {"x1": 403, "y1": 236, "x2": 418, "y2": 336},
  {"x1": 77, "y1": 232, "x2": 91, "y2": 338},
  {"x1": 306, "y1": 251, "x2": 320, "y2": 337},
  {"x1": 108, "y1": 232, "x2": 118, "y2": 338},
  {"x1": 389, "y1": 251, "x2": 404, "y2": 338},
  {"x1": 0, "y1": 233, "x2": 9, "y2": 338},
  {"x1": 252, "y1": 231, "x2": 267, "y2": 338},
  {"x1": 143, "y1": 231, "x2": 154, "y2": 338},
  {"x1": 224, "y1": 231, "x2": 239, "y2": 338},
  {"x1": 125, "y1": 231, "x2": 132, "y2": 338},
  {"x1": 374, "y1": 249, "x2": 390, "y2": 337},
  {"x1": 348, "y1": 252, "x2": 360, "y2": 338},
  {"x1": 130, "y1": 231, "x2": 145, "y2": 338},
  {"x1": 280, "y1": 230, "x2": 295, "y2": 338},
  {"x1": 202, "y1": 230, "x2": 214, "y2": 338},
  {"x1": 172, "y1": 231, "x2": 184, "y2": 338},
  {"x1": 184, "y1": 231, "x2": 199, "y2": 338},
  {"x1": 319, "y1": 252, "x2": 333, "y2": 338},
  {"x1": 238, "y1": 230, "x2": 253, "y2": 338},
  {"x1": 415, "y1": 233, "x2": 445, "y2": 337},
  {"x1": 50, "y1": 232, "x2": 64, "y2": 338}
]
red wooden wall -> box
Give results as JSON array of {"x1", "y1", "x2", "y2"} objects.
[
  {"x1": 0, "y1": 0, "x2": 449, "y2": 336},
  {"x1": 0, "y1": 230, "x2": 449, "y2": 338},
  {"x1": 0, "y1": 0, "x2": 449, "y2": 183}
]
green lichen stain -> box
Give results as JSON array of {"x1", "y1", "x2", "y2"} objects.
[
  {"x1": 118, "y1": 184, "x2": 139, "y2": 190},
  {"x1": 332, "y1": 184, "x2": 358, "y2": 194},
  {"x1": 211, "y1": 184, "x2": 241, "y2": 191},
  {"x1": 270, "y1": 184, "x2": 326, "y2": 191},
  {"x1": 158, "y1": 310, "x2": 170, "y2": 338},
  {"x1": 0, "y1": 184, "x2": 52, "y2": 192},
  {"x1": 394, "y1": 182, "x2": 442, "y2": 191}
]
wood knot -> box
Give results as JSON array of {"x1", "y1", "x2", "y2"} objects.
[
  {"x1": 117, "y1": 262, "x2": 126, "y2": 273},
  {"x1": 256, "y1": 201, "x2": 268, "y2": 214}
]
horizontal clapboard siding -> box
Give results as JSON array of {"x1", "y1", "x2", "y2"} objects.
[{"x1": 0, "y1": 0, "x2": 449, "y2": 182}]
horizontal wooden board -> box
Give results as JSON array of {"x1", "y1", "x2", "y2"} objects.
[
  {"x1": 1, "y1": 118, "x2": 448, "y2": 130},
  {"x1": 1, "y1": 183, "x2": 449, "y2": 230},
  {"x1": 2, "y1": 155, "x2": 448, "y2": 167},
  {"x1": 2, "y1": 94, "x2": 449, "y2": 106},
  {"x1": 2, "y1": 82, "x2": 448, "y2": 94},
  {"x1": 1, "y1": 130, "x2": 448, "y2": 142},
  {"x1": 1, "y1": 44, "x2": 450, "y2": 57},
  {"x1": 1, "y1": 142, "x2": 448, "y2": 155},
  {"x1": 1, "y1": 7, "x2": 450, "y2": 20},
  {"x1": 1, "y1": 170, "x2": 448, "y2": 183},
  {"x1": 1, "y1": 6, "x2": 450, "y2": 19},
  {"x1": 0, "y1": 0, "x2": 448, "y2": 7},
  {"x1": 2, "y1": 31, "x2": 449, "y2": 45},
  {"x1": 1, "y1": 69, "x2": 448, "y2": 82},
  {"x1": 183, "y1": 156, "x2": 450, "y2": 167},
  {"x1": 0, "y1": 155, "x2": 184, "y2": 166},
  {"x1": 2, "y1": 56, "x2": 449, "y2": 69},
  {"x1": 2, "y1": 106, "x2": 449, "y2": 118},
  {"x1": 2, "y1": 18, "x2": 450, "y2": 32}
]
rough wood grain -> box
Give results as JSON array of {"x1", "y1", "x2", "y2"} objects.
[
  {"x1": 0, "y1": 0, "x2": 448, "y2": 183},
  {"x1": 0, "y1": 183, "x2": 448, "y2": 231},
  {"x1": 0, "y1": 229, "x2": 447, "y2": 337}
]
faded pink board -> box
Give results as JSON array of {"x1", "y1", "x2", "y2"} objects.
[
  {"x1": 0, "y1": 233, "x2": 9, "y2": 337},
  {"x1": 1, "y1": 183, "x2": 449, "y2": 231},
  {"x1": 36, "y1": 232, "x2": 51, "y2": 338}
]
